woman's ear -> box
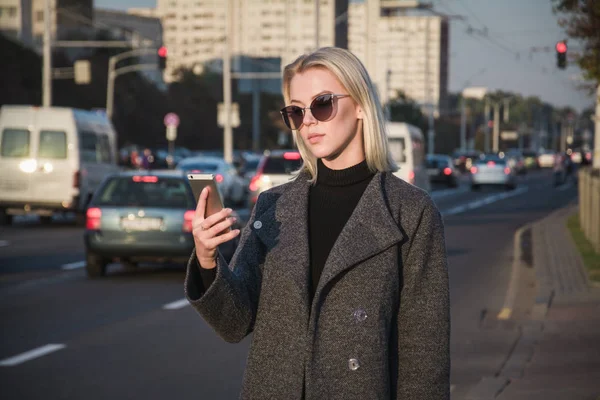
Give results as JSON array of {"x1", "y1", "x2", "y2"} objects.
[{"x1": 356, "y1": 105, "x2": 364, "y2": 120}]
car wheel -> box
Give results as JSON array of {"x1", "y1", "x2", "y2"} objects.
[
  {"x1": 86, "y1": 252, "x2": 107, "y2": 278},
  {"x1": 0, "y1": 209, "x2": 12, "y2": 226},
  {"x1": 40, "y1": 216, "x2": 52, "y2": 224},
  {"x1": 471, "y1": 184, "x2": 480, "y2": 191},
  {"x1": 506, "y1": 184, "x2": 516, "y2": 191}
]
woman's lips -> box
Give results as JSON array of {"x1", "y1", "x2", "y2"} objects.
[{"x1": 307, "y1": 133, "x2": 325, "y2": 144}]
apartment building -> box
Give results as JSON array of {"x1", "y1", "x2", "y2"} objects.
[
  {"x1": 349, "y1": 0, "x2": 449, "y2": 115},
  {"x1": 156, "y1": 0, "x2": 347, "y2": 82},
  {"x1": 0, "y1": 0, "x2": 93, "y2": 47}
]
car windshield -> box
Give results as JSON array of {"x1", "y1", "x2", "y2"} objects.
[
  {"x1": 178, "y1": 161, "x2": 219, "y2": 172},
  {"x1": 94, "y1": 176, "x2": 195, "y2": 209},
  {"x1": 477, "y1": 156, "x2": 506, "y2": 165},
  {"x1": 427, "y1": 157, "x2": 449, "y2": 168},
  {"x1": 262, "y1": 155, "x2": 303, "y2": 174}
]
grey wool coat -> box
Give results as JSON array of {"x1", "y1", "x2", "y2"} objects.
[{"x1": 185, "y1": 170, "x2": 450, "y2": 400}]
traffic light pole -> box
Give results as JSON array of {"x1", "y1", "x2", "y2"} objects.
[{"x1": 106, "y1": 48, "x2": 158, "y2": 120}]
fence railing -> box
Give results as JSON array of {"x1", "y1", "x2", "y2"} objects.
[{"x1": 578, "y1": 168, "x2": 600, "y2": 253}]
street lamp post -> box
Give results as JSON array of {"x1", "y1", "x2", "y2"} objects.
[{"x1": 106, "y1": 48, "x2": 158, "y2": 120}]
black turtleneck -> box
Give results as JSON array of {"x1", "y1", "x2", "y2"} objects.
[
  {"x1": 196, "y1": 158, "x2": 375, "y2": 301},
  {"x1": 308, "y1": 159, "x2": 375, "y2": 301}
]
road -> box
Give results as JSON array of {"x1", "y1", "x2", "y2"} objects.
[{"x1": 0, "y1": 169, "x2": 578, "y2": 399}]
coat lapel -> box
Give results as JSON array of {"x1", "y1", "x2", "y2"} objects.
[
  {"x1": 313, "y1": 172, "x2": 405, "y2": 303},
  {"x1": 252, "y1": 171, "x2": 312, "y2": 302}
]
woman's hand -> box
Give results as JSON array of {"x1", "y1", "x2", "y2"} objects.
[{"x1": 193, "y1": 186, "x2": 240, "y2": 269}]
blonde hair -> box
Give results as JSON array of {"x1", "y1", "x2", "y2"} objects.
[{"x1": 282, "y1": 47, "x2": 397, "y2": 182}]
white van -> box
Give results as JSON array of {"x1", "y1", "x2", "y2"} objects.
[
  {"x1": 386, "y1": 121, "x2": 431, "y2": 192},
  {"x1": 0, "y1": 105, "x2": 119, "y2": 225}
]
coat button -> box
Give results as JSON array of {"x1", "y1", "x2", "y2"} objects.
[
  {"x1": 253, "y1": 220, "x2": 262, "y2": 229},
  {"x1": 353, "y1": 309, "x2": 367, "y2": 322},
  {"x1": 348, "y1": 358, "x2": 360, "y2": 371}
]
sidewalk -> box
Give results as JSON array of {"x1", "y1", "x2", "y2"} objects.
[{"x1": 498, "y1": 203, "x2": 600, "y2": 399}]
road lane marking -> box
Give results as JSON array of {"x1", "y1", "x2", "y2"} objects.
[
  {"x1": 497, "y1": 307, "x2": 512, "y2": 320},
  {"x1": 442, "y1": 187, "x2": 528, "y2": 217},
  {"x1": 497, "y1": 224, "x2": 532, "y2": 321},
  {"x1": 61, "y1": 261, "x2": 86, "y2": 270},
  {"x1": 0, "y1": 344, "x2": 66, "y2": 367},
  {"x1": 0, "y1": 240, "x2": 9, "y2": 247},
  {"x1": 163, "y1": 298, "x2": 190, "y2": 310}
]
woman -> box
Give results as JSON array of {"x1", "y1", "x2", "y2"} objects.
[{"x1": 185, "y1": 47, "x2": 450, "y2": 399}]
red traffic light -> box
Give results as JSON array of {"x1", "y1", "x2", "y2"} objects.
[
  {"x1": 158, "y1": 46, "x2": 167, "y2": 57},
  {"x1": 555, "y1": 41, "x2": 567, "y2": 54}
]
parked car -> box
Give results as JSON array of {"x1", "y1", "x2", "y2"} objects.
[
  {"x1": 425, "y1": 154, "x2": 458, "y2": 188},
  {"x1": 83, "y1": 170, "x2": 241, "y2": 278},
  {"x1": 451, "y1": 150, "x2": 482, "y2": 173},
  {"x1": 176, "y1": 156, "x2": 246, "y2": 206},
  {"x1": 470, "y1": 154, "x2": 517, "y2": 191},
  {"x1": 537, "y1": 150, "x2": 557, "y2": 168},
  {"x1": 248, "y1": 149, "x2": 303, "y2": 208}
]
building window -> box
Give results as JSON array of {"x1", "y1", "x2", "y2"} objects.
[{"x1": 36, "y1": 10, "x2": 43, "y2": 22}]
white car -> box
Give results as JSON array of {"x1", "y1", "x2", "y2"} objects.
[
  {"x1": 470, "y1": 155, "x2": 517, "y2": 191},
  {"x1": 176, "y1": 156, "x2": 246, "y2": 206},
  {"x1": 537, "y1": 150, "x2": 556, "y2": 168}
]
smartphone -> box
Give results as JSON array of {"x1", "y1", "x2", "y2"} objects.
[{"x1": 187, "y1": 174, "x2": 229, "y2": 231}]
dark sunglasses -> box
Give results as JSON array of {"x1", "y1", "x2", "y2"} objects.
[{"x1": 280, "y1": 93, "x2": 350, "y2": 130}]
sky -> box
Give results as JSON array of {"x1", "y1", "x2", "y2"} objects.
[{"x1": 95, "y1": 0, "x2": 595, "y2": 112}]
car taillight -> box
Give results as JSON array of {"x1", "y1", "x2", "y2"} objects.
[
  {"x1": 215, "y1": 174, "x2": 224, "y2": 183},
  {"x1": 471, "y1": 166, "x2": 478, "y2": 174},
  {"x1": 443, "y1": 167, "x2": 452, "y2": 176},
  {"x1": 73, "y1": 171, "x2": 80, "y2": 188},
  {"x1": 86, "y1": 207, "x2": 102, "y2": 230},
  {"x1": 408, "y1": 170, "x2": 415, "y2": 184},
  {"x1": 283, "y1": 152, "x2": 301, "y2": 160},
  {"x1": 182, "y1": 210, "x2": 195, "y2": 232},
  {"x1": 504, "y1": 167, "x2": 511, "y2": 175},
  {"x1": 133, "y1": 175, "x2": 158, "y2": 183},
  {"x1": 249, "y1": 174, "x2": 262, "y2": 192}
]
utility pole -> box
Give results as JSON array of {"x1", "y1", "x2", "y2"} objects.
[
  {"x1": 223, "y1": 0, "x2": 233, "y2": 164},
  {"x1": 42, "y1": 0, "x2": 52, "y2": 107},
  {"x1": 493, "y1": 102, "x2": 500, "y2": 153},
  {"x1": 484, "y1": 100, "x2": 490, "y2": 153},
  {"x1": 460, "y1": 98, "x2": 466, "y2": 152}
]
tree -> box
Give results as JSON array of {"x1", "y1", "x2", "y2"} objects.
[
  {"x1": 553, "y1": 0, "x2": 600, "y2": 88},
  {"x1": 388, "y1": 91, "x2": 426, "y2": 130}
]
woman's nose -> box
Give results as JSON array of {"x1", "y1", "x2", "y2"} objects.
[{"x1": 302, "y1": 108, "x2": 318, "y2": 126}]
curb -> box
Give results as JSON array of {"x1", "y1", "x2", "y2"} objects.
[{"x1": 465, "y1": 217, "x2": 555, "y2": 399}]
